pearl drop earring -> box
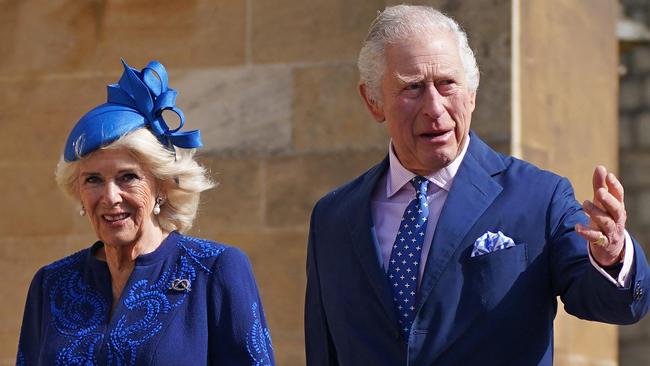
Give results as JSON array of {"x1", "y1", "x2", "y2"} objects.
[{"x1": 153, "y1": 197, "x2": 164, "y2": 215}]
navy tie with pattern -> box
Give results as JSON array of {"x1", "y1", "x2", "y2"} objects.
[{"x1": 387, "y1": 176, "x2": 430, "y2": 341}]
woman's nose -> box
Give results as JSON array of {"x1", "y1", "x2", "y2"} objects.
[{"x1": 101, "y1": 181, "x2": 122, "y2": 206}]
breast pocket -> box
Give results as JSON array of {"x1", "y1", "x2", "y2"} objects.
[{"x1": 463, "y1": 243, "x2": 528, "y2": 310}]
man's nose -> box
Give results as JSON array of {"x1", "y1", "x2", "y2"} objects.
[
  {"x1": 423, "y1": 85, "x2": 446, "y2": 119},
  {"x1": 101, "y1": 181, "x2": 122, "y2": 206}
]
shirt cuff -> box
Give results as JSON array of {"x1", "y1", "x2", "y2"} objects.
[{"x1": 588, "y1": 230, "x2": 634, "y2": 288}]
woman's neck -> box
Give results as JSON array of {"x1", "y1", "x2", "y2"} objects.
[{"x1": 97, "y1": 226, "x2": 169, "y2": 307}]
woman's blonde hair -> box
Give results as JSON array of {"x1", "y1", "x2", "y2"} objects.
[{"x1": 55, "y1": 128, "x2": 215, "y2": 233}]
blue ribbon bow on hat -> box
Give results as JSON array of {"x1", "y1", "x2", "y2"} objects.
[{"x1": 63, "y1": 59, "x2": 202, "y2": 162}]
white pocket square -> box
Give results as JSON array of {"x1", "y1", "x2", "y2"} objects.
[{"x1": 471, "y1": 231, "x2": 516, "y2": 257}]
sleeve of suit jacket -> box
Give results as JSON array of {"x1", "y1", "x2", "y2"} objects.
[
  {"x1": 305, "y1": 203, "x2": 340, "y2": 366},
  {"x1": 549, "y1": 177, "x2": 650, "y2": 323}
]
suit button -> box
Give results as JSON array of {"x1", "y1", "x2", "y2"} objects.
[{"x1": 634, "y1": 281, "x2": 644, "y2": 301}]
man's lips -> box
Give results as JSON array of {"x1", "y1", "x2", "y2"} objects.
[{"x1": 419, "y1": 130, "x2": 453, "y2": 141}]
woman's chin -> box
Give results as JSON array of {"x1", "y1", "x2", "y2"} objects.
[{"x1": 98, "y1": 227, "x2": 137, "y2": 248}]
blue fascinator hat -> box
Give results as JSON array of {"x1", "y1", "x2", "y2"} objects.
[{"x1": 63, "y1": 59, "x2": 202, "y2": 162}]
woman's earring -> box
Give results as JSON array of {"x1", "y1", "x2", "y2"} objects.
[
  {"x1": 153, "y1": 197, "x2": 164, "y2": 215},
  {"x1": 79, "y1": 205, "x2": 86, "y2": 216}
]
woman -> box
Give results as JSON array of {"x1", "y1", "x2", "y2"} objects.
[{"x1": 16, "y1": 60, "x2": 274, "y2": 365}]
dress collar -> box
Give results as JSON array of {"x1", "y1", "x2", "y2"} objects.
[{"x1": 88, "y1": 231, "x2": 180, "y2": 268}]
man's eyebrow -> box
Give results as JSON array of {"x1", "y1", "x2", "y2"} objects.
[{"x1": 395, "y1": 72, "x2": 424, "y2": 84}]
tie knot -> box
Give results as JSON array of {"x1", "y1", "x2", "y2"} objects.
[{"x1": 410, "y1": 176, "x2": 429, "y2": 195}]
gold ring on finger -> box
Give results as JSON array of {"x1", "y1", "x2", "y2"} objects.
[{"x1": 594, "y1": 234, "x2": 607, "y2": 247}]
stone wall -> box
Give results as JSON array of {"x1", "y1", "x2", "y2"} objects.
[
  {"x1": 619, "y1": 1, "x2": 650, "y2": 365},
  {"x1": 0, "y1": 0, "x2": 624, "y2": 365}
]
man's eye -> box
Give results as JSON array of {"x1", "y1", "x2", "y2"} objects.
[
  {"x1": 439, "y1": 79, "x2": 455, "y2": 86},
  {"x1": 405, "y1": 82, "x2": 423, "y2": 91}
]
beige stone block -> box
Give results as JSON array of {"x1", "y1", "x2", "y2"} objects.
[
  {"x1": 0, "y1": 235, "x2": 81, "y2": 361},
  {"x1": 0, "y1": 76, "x2": 108, "y2": 162},
  {"x1": 265, "y1": 150, "x2": 385, "y2": 227},
  {"x1": 192, "y1": 156, "x2": 264, "y2": 233},
  {"x1": 554, "y1": 306, "x2": 618, "y2": 364},
  {"x1": 203, "y1": 228, "x2": 308, "y2": 366},
  {"x1": 176, "y1": 65, "x2": 292, "y2": 154},
  {"x1": 520, "y1": 0, "x2": 618, "y2": 200},
  {"x1": 554, "y1": 353, "x2": 616, "y2": 366},
  {"x1": 293, "y1": 64, "x2": 388, "y2": 152},
  {"x1": 252, "y1": 0, "x2": 383, "y2": 63},
  {"x1": 0, "y1": 162, "x2": 78, "y2": 237},
  {"x1": 0, "y1": 0, "x2": 245, "y2": 77}
]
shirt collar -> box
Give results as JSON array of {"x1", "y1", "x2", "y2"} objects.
[{"x1": 386, "y1": 135, "x2": 470, "y2": 198}]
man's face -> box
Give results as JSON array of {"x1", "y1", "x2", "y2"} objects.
[{"x1": 362, "y1": 31, "x2": 476, "y2": 175}]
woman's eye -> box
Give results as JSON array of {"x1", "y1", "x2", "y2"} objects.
[
  {"x1": 121, "y1": 173, "x2": 140, "y2": 182},
  {"x1": 84, "y1": 176, "x2": 101, "y2": 184}
]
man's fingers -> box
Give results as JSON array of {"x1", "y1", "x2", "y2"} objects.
[
  {"x1": 594, "y1": 188, "x2": 626, "y2": 224},
  {"x1": 592, "y1": 166, "x2": 607, "y2": 194},
  {"x1": 575, "y1": 223, "x2": 607, "y2": 244},
  {"x1": 592, "y1": 166, "x2": 607, "y2": 210},
  {"x1": 583, "y1": 200, "x2": 617, "y2": 234},
  {"x1": 605, "y1": 172, "x2": 625, "y2": 204}
]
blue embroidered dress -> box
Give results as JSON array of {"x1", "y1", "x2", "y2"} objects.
[{"x1": 16, "y1": 231, "x2": 274, "y2": 365}]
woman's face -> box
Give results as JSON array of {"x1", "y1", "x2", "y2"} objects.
[{"x1": 77, "y1": 148, "x2": 160, "y2": 248}]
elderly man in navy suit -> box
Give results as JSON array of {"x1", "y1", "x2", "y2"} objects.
[{"x1": 305, "y1": 5, "x2": 650, "y2": 366}]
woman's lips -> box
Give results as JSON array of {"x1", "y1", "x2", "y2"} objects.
[{"x1": 102, "y1": 213, "x2": 130, "y2": 223}]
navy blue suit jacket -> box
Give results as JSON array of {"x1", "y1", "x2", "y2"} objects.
[{"x1": 305, "y1": 133, "x2": 650, "y2": 365}]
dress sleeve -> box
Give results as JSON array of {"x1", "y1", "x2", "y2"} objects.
[
  {"x1": 548, "y1": 177, "x2": 650, "y2": 324},
  {"x1": 17, "y1": 268, "x2": 46, "y2": 365},
  {"x1": 208, "y1": 247, "x2": 275, "y2": 366}
]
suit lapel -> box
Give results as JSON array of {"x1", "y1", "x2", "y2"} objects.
[
  {"x1": 346, "y1": 157, "x2": 401, "y2": 327},
  {"x1": 416, "y1": 134, "x2": 505, "y2": 312}
]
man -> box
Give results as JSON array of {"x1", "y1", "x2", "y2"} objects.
[{"x1": 305, "y1": 5, "x2": 650, "y2": 365}]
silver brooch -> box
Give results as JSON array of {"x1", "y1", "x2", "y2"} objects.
[{"x1": 169, "y1": 278, "x2": 192, "y2": 292}]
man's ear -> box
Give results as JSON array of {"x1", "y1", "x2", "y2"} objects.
[
  {"x1": 468, "y1": 90, "x2": 477, "y2": 113},
  {"x1": 468, "y1": 74, "x2": 479, "y2": 112},
  {"x1": 359, "y1": 83, "x2": 385, "y2": 122}
]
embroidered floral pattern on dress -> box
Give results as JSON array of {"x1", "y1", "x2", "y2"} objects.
[
  {"x1": 42, "y1": 251, "x2": 108, "y2": 365},
  {"x1": 43, "y1": 236, "x2": 225, "y2": 365},
  {"x1": 246, "y1": 302, "x2": 273, "y2": 366}
]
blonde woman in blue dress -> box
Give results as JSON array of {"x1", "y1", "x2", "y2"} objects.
[{"x1": 17, "y1": 60, "x2": 274, "y2": 365}]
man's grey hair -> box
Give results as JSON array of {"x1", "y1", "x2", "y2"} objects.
[{"x1": 358, "y1": 5, "x2": 480, "y2": 104}]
